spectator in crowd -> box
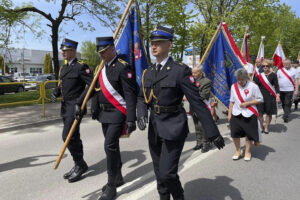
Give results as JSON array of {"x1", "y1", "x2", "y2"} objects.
[
  {"x1": 254, "y1": 59, "x2": 280, "y2": 134},
  {"x1": 190, "y1": 65, "x2": 212, "y2": 152},
  {"x1": 228, "y1": 68, "x2": 263, "y2": 161},
  {"x1": 277, "y1": 59, "x2": 299, "y2": 122}
]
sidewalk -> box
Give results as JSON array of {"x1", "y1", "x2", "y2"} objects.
[{"x1": 0, "y1": 103, "x2": 62, "y2": 133}]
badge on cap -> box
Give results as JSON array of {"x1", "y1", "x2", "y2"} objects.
[
  {"x1": 127, "y1": 72, "x2": 132, "y2": 79},
  {"x1": 189, "y1": 76, "x2": 195, "y2": 84},
  {"x1": 85, "y1": 68, "x2": 90, "y2": 74}
]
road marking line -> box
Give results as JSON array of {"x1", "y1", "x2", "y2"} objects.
[{"x1": 119, "y1": 134, "x2": 231, "y2": 200}]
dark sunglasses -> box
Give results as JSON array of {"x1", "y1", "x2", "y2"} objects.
[{"x1": 262, "y1": 65, "x2": 270, "y2": 68}]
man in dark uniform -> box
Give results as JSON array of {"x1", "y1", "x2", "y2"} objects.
[
  {"x1": 90, "y1": 37, "x2": 137, "y2": 200},
  {"x1": 137, "y1": 25, "x2": 225, "y2": 200},
  {"x1": 190, "y1": 64, "x2": 212, "y2": 152},
  {"x1": 51, "y1": 38, "x2": 93, "y2": 183}
]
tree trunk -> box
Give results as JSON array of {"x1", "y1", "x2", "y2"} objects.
[{"x1": 51, "y1": 23, "x2": 60, "y2": 79}]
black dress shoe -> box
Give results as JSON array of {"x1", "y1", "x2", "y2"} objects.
[
  {"x1": 98, "y1": 185, "x2": 116, "y2": 200},
  {"x1": 68, "y1": 162, "x2": 88, "y2": 183},
  {"x1": 283, "y1": 118, "x2": 288, "y2": 123},
  {"x1": 63, "y1": 166, "x2": 76, "y2": 179},
  {"x1": 159, "y1": 193, "x2": 170, "y2": 200},
  {"x1": 201, "y1": 145, "x2": 210, "y2": 153},
  {"x1": 102, "y1": 173, "x2": 124, "y2": 192},
  {"x1": 193, "y1": 144, "x2": 203, "y2": 151}
]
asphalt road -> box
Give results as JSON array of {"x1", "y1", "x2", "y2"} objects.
[{"x1": 0, "y1": 109, "x2": 299, "y2": 200}]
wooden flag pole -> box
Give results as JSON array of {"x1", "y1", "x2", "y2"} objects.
[
  {"x1": 199, "y1": 23, "x2": 222, "y2": 65},
  {"x1": 54, "y1": 0, "x2": 134, "y2": 170}
]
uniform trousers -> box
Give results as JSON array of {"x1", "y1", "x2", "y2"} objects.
[
  {"x1": 280, "y1": 91, "x2": 294, "y2": 119},
  {"x1": 62, "y1": 116, "x2": 84, "y2": 164},
  {"x1": 148, "y1": 118, "x2": 185, "y2": 198},
  {"x1": 192, "y1": 113, "x2": 209, "y2": 145},
  {"x1": 102, "y1": 123, "x2": 123, "y2": 186}
]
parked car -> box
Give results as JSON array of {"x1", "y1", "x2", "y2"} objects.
[
  {"x1": 24, "y1": 76, "x2": 38, "y2": 91},
  {"x1": 0, "y1": 75, "x2": 25, "y2": 95},
  {"x1": 24, "y1": 74, "x2": 57, "y2": 90}
]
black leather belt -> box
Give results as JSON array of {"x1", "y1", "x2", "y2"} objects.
[
  {"x1": 100, "y1": 104, "x2": 116, "y2": 111},
  {"x1": 150, "y1": 104, "x2": 182, "y2": 114}
]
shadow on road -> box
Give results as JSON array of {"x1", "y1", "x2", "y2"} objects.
[
  {"x1": 82, "y1": 147, "x2": 196, "y2": 200},
  {"x1": 251, "y1": 144, "x2": 276, "y2": 161},
  {"x1": 0, "y1": 154, "x2": 66, "y2": 173},
  {"x1": 184, "y1": 176, "x2": 244, "y2": 200},
  {"x1": 269, "y1": 123, "x2": 287, "y2": 133},
  {"x1": 83, "y1": 150, "x2": 147, "y2": 179}
]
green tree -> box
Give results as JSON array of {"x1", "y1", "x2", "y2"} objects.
[
  {"x1": 43, "y1": 53, "x2": 52, "y2": 74},
  {"x1": 1, "y1": 0, "x2": 124, "y2": 79},
  {"x1": 80, "y1": 40, "x2": 101, "y2": 71},
  {"x1": 139, "y1": 0, "x2": 193, "y2": 62}
]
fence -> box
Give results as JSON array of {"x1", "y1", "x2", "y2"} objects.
[{"x1": 0, "y1": 80, "x2": 61, "y2": 117}]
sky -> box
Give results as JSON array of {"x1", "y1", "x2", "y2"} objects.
[{"x1": 7, "y1": 0, "x2": 300, "y2": 53}]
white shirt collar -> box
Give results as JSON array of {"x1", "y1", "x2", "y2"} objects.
[
  {"x1": 107, "y1": 56, "x2": 117, "y2": 67},
  {"x1": 68, "y1": 58, "x2": 75, "y2": 66},
  {"x1": 156, "y1": 56, "x2": 169, "y2": 69}
]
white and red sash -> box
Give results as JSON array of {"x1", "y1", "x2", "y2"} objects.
[
  {"x1": 99, "y1": 65, "x2": 127, "y2": 115},
  {"x1": 204, "y1": 99, "x2": 211, "y2": 111},
  {"x1": 254, "y1": 67, "x2": 260, "y2": 77},
  {"x1": 280, "y1": 68, "x2": 295, "y2": 87},
  {"x1": 258, "y1": 73, "x2": 277, "y2": 98},
  {"x1": 234, "y1": 83, "x2": 259, "y2": 117}
]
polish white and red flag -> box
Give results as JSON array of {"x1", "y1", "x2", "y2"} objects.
[
  {"x1": 257, "y1": 36, "x2": 265, "y2": 61},
  {"x1": 273, "y1": 43, "x2": 286, "y2": 69}
]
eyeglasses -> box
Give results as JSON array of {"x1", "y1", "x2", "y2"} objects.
[{"x1": 262, "y1": 65, "x2": 269, "y2": 68}]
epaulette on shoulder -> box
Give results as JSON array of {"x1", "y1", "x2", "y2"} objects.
[
  {"x1": 174, "y1": 60, "x2": 188, "y2": 67},
  {"x1": 118, "y1": 58, "x2": 128, "y2": 66},
  {"x1": 77, "y1": 60, "x2": 86, "y2": 65}
]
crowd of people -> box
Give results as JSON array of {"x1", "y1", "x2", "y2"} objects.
[
  {"x1": 50, "y1": 23, "x2": 299, "y2": 200},
  {"x1": 189, "y1": 57, "x2": 299, "y2": 163}
]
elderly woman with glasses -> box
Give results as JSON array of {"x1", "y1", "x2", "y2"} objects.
[
  {"x1": 254, "y1": 59, "x2": 280, "y2": 134},
  {"x1": 228, "y1": 68, "x2": 264, "y2": 161}
]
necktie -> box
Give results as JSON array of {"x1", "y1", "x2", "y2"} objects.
[{"x1": 155, "y1": 64, "x2": 162, "y2": 77}]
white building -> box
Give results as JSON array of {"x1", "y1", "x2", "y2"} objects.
[{"x1": 0, "y1": 48, "x2": 80, "y2": 75}]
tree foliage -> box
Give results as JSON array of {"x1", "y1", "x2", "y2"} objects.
[
  {"x1": 80, "y1": 40, "x2": 101, "y2": 71},
  {"x1": 43, "y1": 53, "x2": 52, "y2": 74},
  {"x1": 0, "y1": 0, "x2": 124, "y2": 79}
]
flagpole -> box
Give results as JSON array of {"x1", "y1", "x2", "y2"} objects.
[
  {"x1": 134, "y1": 0, "x2": 151, "y2": 66},
  {"x1": 54, "y1": 0, "x2": 134, "y2": 170},
  {"x1": 240, "y1": 26, "x2": 249, "y2": 53}
]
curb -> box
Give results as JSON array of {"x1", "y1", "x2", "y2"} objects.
[{"x1": 0, "y1": 114, "x2": 92, "y2": 134}]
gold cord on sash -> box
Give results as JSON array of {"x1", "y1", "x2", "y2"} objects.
[{"x1": 142, "y1": 69, "x2": 157, "y2": 104}]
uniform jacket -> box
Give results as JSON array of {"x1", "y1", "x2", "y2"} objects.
[
  {"x1": 190, "y1": 75, "x2": 212, "y2": 114},
  {"x1": 137, "y1": 57, "x2": 220, "y2": 141},
  {"x1": 91, "y1": 57, "x2": 137, "y2": 123},
  {"x1": 54, "y1": 58, "x2": 93, "y2": 117},
  {"x1": 196, "y1": 76, "x2": 212, "y2": 100}
]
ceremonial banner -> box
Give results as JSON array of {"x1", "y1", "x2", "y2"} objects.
[
  {"x1": 273, "y1": 43, "x2": 286, "y2": 69},
  {"x1": 115, "y1": 6, "x2": 149, "y2": 88},
  {"x1": 201, "y1": 22, "x2": 244, "y2": 108}
]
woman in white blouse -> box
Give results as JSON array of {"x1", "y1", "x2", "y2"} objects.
[{"x1": 228, "y1": 68, "x2": 264, "y2": 161}]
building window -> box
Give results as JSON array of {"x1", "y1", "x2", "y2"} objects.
[
  {"x1": 9, "y1": 67, "x2": 17, "y2": 73},
  {"x1": 30, "y1": 68, "x2": 42, "y2": 75}
]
